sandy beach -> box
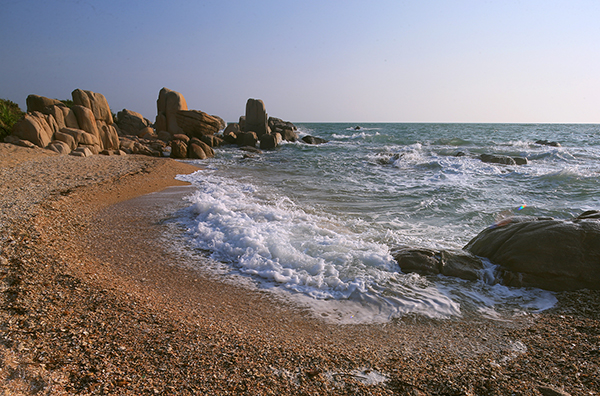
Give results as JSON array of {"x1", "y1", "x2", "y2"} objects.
[{"x1": 1, "y1": 143, "x2": 598, "y2": 395}]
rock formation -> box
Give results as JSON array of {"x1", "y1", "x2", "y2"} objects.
[
  {"x1": 151, "y1": 88, "x2": 224, "y2": 160},
  {"x1": 392, "y1": 248, "x2": 485, "y2": 281},
  {"x1": 26, "y1": 95, "x2": 62, "y2": 113},
  {"x1": 244, "y1": 99, "x2": 269, "y2": 137},
  {"x1": 259, "y1": 133, "x2": 282, "y2": 150},
  {"x1": 7, "y1": 89, "x2": 301, "y2": 160},
  {"x1": 391, "y1": 210, "x2": 600, "y2": 292},
  {"x1": 72, "y1": 89, "x2": 113, "y2": 124},
  {"x1": 302, "y1": 135, "x2": 328, "y2": 145},
  {"x1": 219, "y1": 101, "x2": 299, "y2": 151},
  {"x1": 8, "y1": 89, "x2": 120, "y2": 155},
  {"x1": 116, "y1": 109, "x2": 152, "y2": 136},
  {"x1": 175, "y1": 110, "x2": 221, "y2": 138},
  {"x1": 155, "y1": 87, "x2": 188, "y2": 135},
  {"x1": 269, "y1": 117, "x2": 298, "y2": 142},
  {"x1": 464, "y1": 211, "x2": 600, "y2": 291}
]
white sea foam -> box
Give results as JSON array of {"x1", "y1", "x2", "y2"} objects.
[{"x1": 175, "y1": 169, "x2": 559, "y2": 322}]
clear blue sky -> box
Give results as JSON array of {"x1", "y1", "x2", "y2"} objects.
[{"x1": 1, "y1": 0, "x2": 599, "y2": 123}]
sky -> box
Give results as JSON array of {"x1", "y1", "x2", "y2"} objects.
[{"x1": 1, "y1": 0, "x2": 599, "y2": 123}]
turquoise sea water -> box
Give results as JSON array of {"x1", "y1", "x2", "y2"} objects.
[{"x1": 174, "y1": 123, "x2": 600, "y2": 322}]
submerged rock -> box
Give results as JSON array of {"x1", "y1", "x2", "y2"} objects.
[
  {"x1": 480, "y1": 153, "x2": 527, "y2": 166},
  {"x1": 464, "y1": 212, "x2": 600, "y2": 291},
  {"x1": 535, "y1": 139, "x2": 561, "y2": 147},
  {"x1": 392, "y1": 248, "x2": 484, "y2": 281},
  {"x1": 302, "y1": 135, "x2": 329, "y2": 145}
]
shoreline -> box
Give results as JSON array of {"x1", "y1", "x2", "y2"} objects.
[{"x1": 1, "y1": 143, "x2": 598, "y2": 395}]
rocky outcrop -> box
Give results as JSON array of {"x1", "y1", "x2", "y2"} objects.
[
  {"x1": 8, "y1": 91, "x2": 300, "y2": 160},
  {"x1": 26, "y1": 95, "x2": 62, "y2": 113},
  {"x1": 8, "y1": 90, "x2": 120, "y2": 155},
  {"x1": 170, "y1": 139, "x2": 188, "y2": 159},
  {"x1": 175, "y1": 110, "x2": 221, "y2": 138},
  {"x1": 269, "y1": 117, "x2": 297, "y2": 142},
  {"x1": 238, "y1": 132, "x2": 258, "y2": 148},
  {"x1": 48, "y1": 140, "x2": 71, "y2": 155},
  {"x1": 119, "y1": 136, "x2": 165, "y2": 157},
  {"x1": 72, "y1": 89, "x2": 113, "y2": 124},
  {"x1": 392, "y1": 248, "x2": 485, "y2": 281},
  {"x1": 259, "y1": 133, "x2": 282, "y2": 150},
  {"x1": 212, "y1": 115, "x2": 226, "y2": 131},
  {"x1": 244, "y1": 99, "x2": 268, "y2": 136},
  {"x1": 116, "y1": 109, "x2": 151, "y2": 136},
  {"x1": 188, "y1": 142, "x2": 207, "y2": 159},
  {"x1": 11, "y1": 112, "x2": 55, "y2": 148},
  {"x1": 200, "y1": 135, "x2": 224, "y2": 148},
  {"x1": 155, "y1": 87, "x2": 187, "y2": 135},
  {"x1": 464, "y1": 211, "x2": 600, "y2": 291},
  {"x1": 60, "y1": 127, "x2": 100, "y2": 147},
  {"x1": 188, "y1": 138, "x2": 214, "y2": 159},
  {"x1": 219, "y1": 103, "x2": 298, "y2": 151},
  {"x1": 143, "y1": 88, "x2": 227, "y2": 159}
]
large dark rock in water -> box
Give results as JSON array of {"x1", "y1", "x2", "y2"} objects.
[
  {"x1": 392, "y1": 248, "x2": 484, "y2": 281},
  {"x1": 464, "y1": 211, "x2": 600, "y2": 291},
  {"x1": 480, "y1": 153, "x2": 528, "y2": 165},
  {"x1": 302, "y1": 135, "x2": 328, "y2": 145},
  {"x1": 535, "y1": 139, "x2": 561, "y2": 147}
]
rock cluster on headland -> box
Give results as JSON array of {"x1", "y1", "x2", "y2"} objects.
[
  {"x1": 3, "y1": 88, "x2": 329, "y2": 160},
  {"x1": 6, "y1": 90, "x2": 120, "y2": 156},
  {"x1": 393, "y1": 210, "x2": 600, "y2": 292}
]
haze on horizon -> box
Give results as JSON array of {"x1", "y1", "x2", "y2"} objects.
[{"x1": 1, "y1": 0, "x2": 599, "y2": 124}]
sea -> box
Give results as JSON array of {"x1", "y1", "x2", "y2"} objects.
[{"x1": 168, "y1": 123, "x2": 600, "y2": 323}]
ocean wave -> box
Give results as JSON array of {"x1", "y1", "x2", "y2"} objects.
[
  {"x1": 332, "y1": 131, "x2": 380, "y2": 139},
  {"x1": 174, "y1": 170, "x2": 559, "y2": 322},
  {"x1": 434, "y1": 137, "x2": 471, "y2": 146}
]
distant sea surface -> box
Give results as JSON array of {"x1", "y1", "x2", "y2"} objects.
[{"x1": 172, "y1": 123, "x2": 600, "y2": 322}]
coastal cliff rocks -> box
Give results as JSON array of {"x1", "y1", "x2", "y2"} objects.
[
  {"x1": 175, "y1": 109, "x2": 222, "y2": 138},
  {"x1": 200, "y1": 134, "x2": 224, "y2": 148},
  {"x1": 170, "y1": 139, "x2": 188, "y2": 159},
  {"x1": 116, "y1": 109, "x2": 151, "y2": 135},
  {"x1": 11, "y1": 112, "x2": 55, "y2": 147},
  {"x1": 7, "y1": 89, "x2": 302, "y2": 159},
  {"x1": 169, "y1": 135, "x2": 215, "y2": 160},
  {"x1": 25, "y1": 95, "x2": 62, "y2": 113},
  {"x1": 72, "y1": 89, "x2": 113, "y2": 124},
  {"x1": 119, "y1": 136, "x2": 164, "y2": 157},
  {"x1": 8, "y1": 90, "x2": 120, "y2": 155},
  {"x1": 464, "y1": 211, "x2": 600, "y2": 291},
  {"x1": 60, "y1": 127, "x2": 100, "y2": 147}
]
